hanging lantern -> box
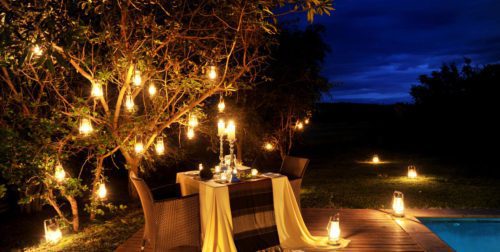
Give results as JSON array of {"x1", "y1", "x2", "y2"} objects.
[
  {"x1": 207, "y1": 65, "x2": 218, "y2": 80},
  {"x1": 155, "y1": 136, "x2": 165, "y2": 155},
  {"x1": 134, "y1": 137, "x2": 144, "y2": 155},
  {"x1": 97, "y1": 181, "x2": 107, "y2": 200},
  {"x1": 372, "y1": 155, "x2": 380, "y2": 164},
  {"x1": 187, "y1": 127, "x2": 195, "y2": 139},
  {"x1": 188, "y1": 114, "x2": 199, "y2": 128},
  {"x1": 392, "y1": 191, "x2": 405, "y2": 217},
  {"x1": 407, "y1": 165, "x2": 417, "y2": 179},
  {"x1": 132, "y1": 70, "x2": 142, "y2": 87},
  {"x1": 125, "y1": 93, "x2": 135, "y2": 112},
  {"x1": 79, "y1": 118, "x2": 94, "y2": 136},
  {"x1": 295, "y1": 121, "x2": 304, "y2": 130},
  {"x1": 32, "y1": 45, "x2": 43, "y2": 57},
  {"x1": 148, "y1": 83, "x2": 157, "y2": 97},
  {"x1": 54, "y1": 163, "x2": 66, "y2": 183},
  {"x1": 91, "y1": 81, "x2": 104, "y2": 98},
  {"x1": 327, "y1": 213, "x2": 341, "y2": 245},
  {"x1": 44, "y1": 219, "x2": 62, "y2": 244},
  {"x1": 264, "y1": 142, "x2": 274, "y2": 151},
  {"x1": 218, "y1": 98, "x2": 225, "y2": 113}
]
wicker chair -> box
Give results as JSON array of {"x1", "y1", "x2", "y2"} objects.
[
  {"x1": 130, "y1": 172, "x2": 201, "y2": 252},
  {"x1": 280, "y1": 156, "x2": 310, "y2": 207}
]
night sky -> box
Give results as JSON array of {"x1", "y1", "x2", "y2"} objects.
[{"x1": 300, "y1": 0, "x2": 500, "y2": 104}]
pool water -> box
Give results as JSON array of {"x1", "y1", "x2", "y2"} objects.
[{"x1": 419, "y1": 218, "x2": 500, "y2": 252}]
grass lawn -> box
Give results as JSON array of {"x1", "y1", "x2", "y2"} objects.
[
  {"x1": 301, "y1": 162, "x2": 500, "y2": 209},
  {"x1": 24, "y1": 209, "x2": 143, "y2": 252}
]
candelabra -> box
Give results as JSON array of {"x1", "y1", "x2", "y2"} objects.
[{"x1": 229, "y1": 138, "x2": 240, "y2": 182}]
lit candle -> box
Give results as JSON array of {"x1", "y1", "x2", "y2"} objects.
[
  {"x1": 392, "y1": 191, "x2": 405, "y2": 217},
  {"x1": 296, "y1": 121, "x2": 304, "y2": 130},
  {"x1": 218, "y1": 119, "x2": 226, "y2": 136},
  {"x1": 215, "y1": 165, "x2": 221, "y2": 173},
  {"x1": 226, "y1": 120, "x2": 236, "y2": 141},
  {"x1": 218, "y1": 100, "x2": 225, "y2": 113},
  {"x1": 251, "y1": 168, "x2": 258, "y2": 177},
  {"x1": 372, "y1": 155, "x2": 380, "y2": 164},
  {"x1": 304, "y1": 118, "x2": 310, "y2": 124},
  {"x1": 220, "y1": 172, "x2": 227, "y2": 182},
  {"x1": 199, "y1": 163, "x2": 203, "y2": 171}
]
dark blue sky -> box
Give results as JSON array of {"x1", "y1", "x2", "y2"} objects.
[{"x1": 298, "y1": 0, "x2": 500, "y2": 103}]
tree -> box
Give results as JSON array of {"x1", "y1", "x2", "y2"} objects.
[
  {"x1": 1, "y1": 0, "x2": 333, "y2": 231},
  {"x1": 410, "y1": 59, "x2": 500, "y2": 174},
  {"x1": 229, "y1": 25, "x2": 332, "y2": 160}
]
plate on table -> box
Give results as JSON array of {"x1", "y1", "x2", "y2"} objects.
[
  {"x1": 214, "y1": 179, "x2": 230, "y2": 184},
  {"x1": 184, "y1": 170, "x2": 200, "y2": 176},
  {"x1": 261, "y1": 172, "x2": 281, "y2": 178}
]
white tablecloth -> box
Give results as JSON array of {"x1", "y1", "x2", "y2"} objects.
[{"x1": 176, "y1": 172, "x2": 345, "y2": 251}]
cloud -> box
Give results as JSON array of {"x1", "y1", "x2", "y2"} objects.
[{"x1": 294, "y1": 0, "x2": 500, "y2": 103}]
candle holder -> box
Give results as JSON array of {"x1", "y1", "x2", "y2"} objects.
[{"x1": 229, "y1": 139, "x2": 240, "y2": 182}]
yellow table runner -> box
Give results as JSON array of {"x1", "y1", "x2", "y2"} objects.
[{"x1": 176, "y1": 173, "x2": 349, "y2": 251}]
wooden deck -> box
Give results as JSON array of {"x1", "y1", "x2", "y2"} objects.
[{"x1": 116, "y1": 208, "x2": 454, "y2": 252}]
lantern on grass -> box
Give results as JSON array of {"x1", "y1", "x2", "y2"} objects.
[
  {"x1": 207, "y1": 65, "x2": 218, "y2": 81},
  {"x1": 187, "y1": 127, "x2": 195, "y2": 139},
  {"x1": 327, "y1": 213, "x2": 341, "y2": 245},
  {"x1": 148, "y1": 83, "x2": 157, "y2": 97},
  {"x1": 372, "y1": 155, "x2": 380, "y2": 164},
  {"x1": 97, "y1": 181, "x2": 107, "y2": 200},
  {"x1": 32, "y1": 45, "x2": 43, "y2": 57},
  {"x1": 91, "y1": 81, "x2": 104, "y2": 98},
  {"x1": 54, "y1": 163, "x2": 66, "y2": 183},
  {"x1": 125, "y1": 92, "x2": 135, "y2": 112},
  {"x1": 132, "y1": 69, "x2": 142, "y2": 87},
  {"x1": 44, "y1": 219, "x2": 62, "y2": 244},
  {"x1": 392, "y1": 191, "x2": 405, "y2": 217},
  {"x1": 79, "y1": 118, "x2": 94, "y2": 136},
  {"x1": 407, "y1": 165, "x2": 417, "y2": 179},
  {"x1": 155, "y1": 137, "x2": 165, "y2": 155}
]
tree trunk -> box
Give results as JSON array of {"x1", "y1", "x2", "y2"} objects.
[
  {"x1": 46, "y1": 195, "x2": 70, "y2": 224},
  {"x1": 127, "y1": 159, "x2": 140, "y2": 200},
  {"x1": 66, "y1": 195, "x2": 79, "y2": 232},
  {"x1": 89, "y1": 157, "x2": 104, "y2": 221}
]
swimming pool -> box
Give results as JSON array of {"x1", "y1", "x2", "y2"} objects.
[{"x1": 419, "y1": 218, "x2": 500, "y2": 252}]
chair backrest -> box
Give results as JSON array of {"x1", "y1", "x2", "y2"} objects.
[
  {"x1": 130, "y1": 172, "x2": 156, "y2": 247},
  {"x1": 280, "y1": 156, "x2": 310, "y2": 179}
]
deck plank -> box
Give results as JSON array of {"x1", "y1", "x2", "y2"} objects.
[{"x1": 116, "y1": 208, "x2": 453, "y2": 252}]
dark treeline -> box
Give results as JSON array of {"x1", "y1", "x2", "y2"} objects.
[{"x1": 311, "y1": 59, "x2": 500, "y2": 176}]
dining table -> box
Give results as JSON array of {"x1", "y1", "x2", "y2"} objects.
[{"x1": 176, "y1": 170, "x2": 349, "y2": 252}]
